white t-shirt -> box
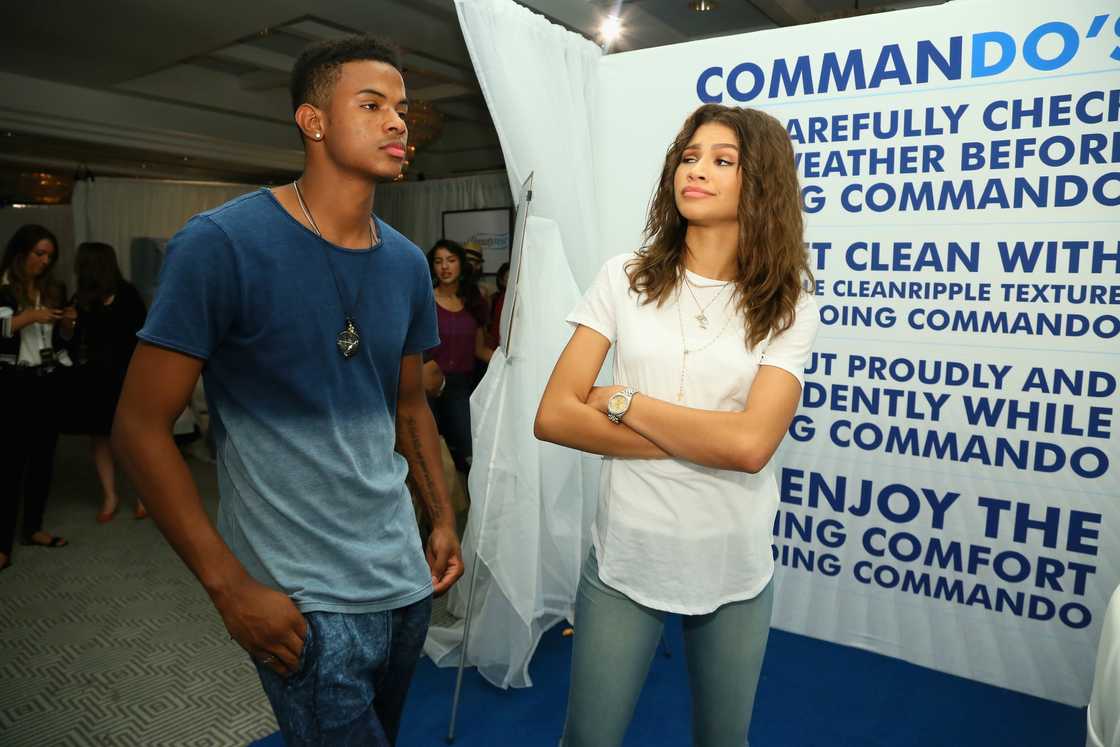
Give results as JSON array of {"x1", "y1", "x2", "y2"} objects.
[
  {"x1": 0, "y1": 279, "x2": 69, "y2": 367},
  {"x1": 566, "y1": 252, "x2": 819, "y2": 614}
]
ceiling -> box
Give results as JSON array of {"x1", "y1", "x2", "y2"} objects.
[{"x1": 0, "y1": 0, "x2": 947, "y2": 200}]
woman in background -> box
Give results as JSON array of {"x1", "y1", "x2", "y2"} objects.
[
  {"x1": 69, "y1": 242, "x2": 147, "y2": 522},
  {"x1": 0, "y1": 224, "x2": 75, "y2": 570},
  {"x1": 426, "y1": 239, "x2": 493, "y2": 473},
  {"x1": 536, "y1": 104, "x2": 819, "y2": 747}
]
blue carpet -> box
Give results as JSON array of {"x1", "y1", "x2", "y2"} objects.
[{"x1": 252, "y1": 618, "x2": 1085, "y2": 746}]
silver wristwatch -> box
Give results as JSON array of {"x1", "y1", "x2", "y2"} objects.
[{"x1": 607, "y1": 387, "x2": 638, "y2": 424}]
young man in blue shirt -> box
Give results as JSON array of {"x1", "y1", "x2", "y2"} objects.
[{"x1": 113, "y1": 36, "x2": 462, "y2": 745}]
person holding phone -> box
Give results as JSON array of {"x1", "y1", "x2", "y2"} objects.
[{"x1": 0, "y1": 224, "x2": 75, "y2": 571}]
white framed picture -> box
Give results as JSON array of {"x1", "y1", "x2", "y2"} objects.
[{"x1": 441, "y1": 207, "x2": 513, "y2": 275}]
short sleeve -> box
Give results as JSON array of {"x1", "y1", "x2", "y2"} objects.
[
  {"x1": 565, "y1": 255, "x2": 622, "y2": 343},
  {"x1": 404, "y1": 260, "x2": 440, "y2": 355},
  {"x1": 759, "y1": 293, "x2": 820, "y2": 387},
  {"x1": 136, "y1": 216, "x2": 239, "y2": 360},
  {"x1": 0, "y1": 302, "x2": 12, "y2": 339}
]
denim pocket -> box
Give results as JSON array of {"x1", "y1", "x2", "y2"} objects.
[{"x1": 288, "y1": 618, "x2": 315, "y2": 684}]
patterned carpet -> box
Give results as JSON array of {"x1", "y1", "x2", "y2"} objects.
[{"x1": 0, "y1": 436, "x2": 277, "y2": 746}]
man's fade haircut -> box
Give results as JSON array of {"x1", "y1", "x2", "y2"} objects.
[{"x1": 289, "y1": 35, "x2": 403, "y2": 114}]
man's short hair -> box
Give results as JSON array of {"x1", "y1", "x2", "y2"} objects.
[{"x1": 290, "y1": 35, "x2": 403, "y2": 113}]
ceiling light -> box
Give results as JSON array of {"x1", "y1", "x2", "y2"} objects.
[
  {"x1": 599, "y1": 14, "x2": 623, "y2": 45},
  {"x1": 689, "y1": 0, "x2": 717, "y2": 10}
]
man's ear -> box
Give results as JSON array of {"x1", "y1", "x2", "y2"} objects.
[{"x1": 295, "y1": 103, "x2": 325, "y2": 142}]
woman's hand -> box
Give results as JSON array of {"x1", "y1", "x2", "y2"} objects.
[
  {"x1": 586, "y1": 385, "x2": 625, "y2": 414},
  {"x1": 422, "y1": 360, "x2": 445, "y2": 398},
  {"x1": 25, "y1": 308, "x2": 61, "y2": 324},
  {"x1": 59, "y1": 306, "x2": 77, "y2": 329}
]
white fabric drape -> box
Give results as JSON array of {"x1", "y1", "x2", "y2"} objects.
[
  {"x1": 374, "y1": 172, "x2": 511, "y2": 255},
  {"x1": 1089, "y1": 585, "x2": 1120, "y2": 747},
  {"x1": 424, "y1": 217, "x2": 600, "y2": 688},
  {"x1": 72, "y1": 178, "x2": 257, "y2": 280},
  {"x1": 454, "y1": 0, "x2": 603, "y2": 291}
]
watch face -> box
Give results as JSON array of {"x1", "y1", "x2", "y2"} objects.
[{"x1": 608, "y1": 393, "x2": 628, "y2": 413}]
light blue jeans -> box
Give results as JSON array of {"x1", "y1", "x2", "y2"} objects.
[{"x1": 562, "y1": 550, "x2": 773, "y2": 747}]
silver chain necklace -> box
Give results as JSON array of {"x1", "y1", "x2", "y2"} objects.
[
  {"x1": 293, "y1": 180, "x2": 376, "y2": 359},
  {"x1": 682, "y1": 273, "x2": 730, "y2": 329},
  {"x1": 675, "y1": 281, "x2": 736, "y2": 403}
]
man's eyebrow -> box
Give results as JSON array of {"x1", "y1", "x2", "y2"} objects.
[{"x1": 357, "y1": 88, "x2": 409, "y2": 107}]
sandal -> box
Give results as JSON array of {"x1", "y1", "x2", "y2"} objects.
[{"x1": 21, "y1": 534, "x2": 68, "y2": 548}]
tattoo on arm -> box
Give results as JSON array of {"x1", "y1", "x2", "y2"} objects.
[{"x1": 400, "y1": 414, "x2": 443, "y2": 523}]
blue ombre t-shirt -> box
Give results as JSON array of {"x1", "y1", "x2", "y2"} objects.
[{"x1": 139, "y1": 189, "x2": 439, "y2": 613}]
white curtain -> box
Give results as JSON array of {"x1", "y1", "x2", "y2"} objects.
[
  {"x1": 72, "y1": 178, "x2": 258, "y2": 280},
  {"x1": 375, "y1": 172, "x2": 511, "y2": 255},
  {"x1": 454, "y1": 0, "x2": 603, "y2": 291},
  {"x1": 424, "y1": 217, "x2": 600, "y2": 688}
]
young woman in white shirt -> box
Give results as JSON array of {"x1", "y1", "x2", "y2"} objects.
[{"x1": 536, "y1": 104, "x2": 819, "y2": 747}]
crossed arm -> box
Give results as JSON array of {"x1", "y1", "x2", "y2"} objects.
[{"x1": 534, "y1": 325, "x2": 803, "y2": 473}]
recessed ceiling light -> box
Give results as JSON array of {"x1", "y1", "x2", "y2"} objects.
[
  {"x1": 599, "y1": 14, "x2": 623, "y2": 45},
  {"x1": 689, "y1": 0, "x2": 717, "y2": 10}
]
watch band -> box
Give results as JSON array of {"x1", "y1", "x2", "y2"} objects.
[{"x1": 607, "y1": 386, "x2": 638, "y2": 424}]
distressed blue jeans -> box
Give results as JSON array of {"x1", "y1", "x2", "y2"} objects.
[
  {"x1": 254, "y1": 596, "x2": 432, "y2": 746},
  {"x1": 562, "y1": 550, "x2": 773, "y2": 747}
]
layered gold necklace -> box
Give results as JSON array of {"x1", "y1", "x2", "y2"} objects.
[{"x1": 675, "y1": 276, "x2": 735, "y2": 403}]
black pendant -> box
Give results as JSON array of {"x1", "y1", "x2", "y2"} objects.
[{"x1": 337, "y1": 318, "x2": 360, "y2": 359}]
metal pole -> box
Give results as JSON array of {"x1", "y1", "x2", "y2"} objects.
[
  {"x1": 446, "y1": 178, "x2": 531, "y2": 742},
  {"x1": 447, "y1": 366, "x2": 509, "y2": 743},
  {"x1": 446, "y1": 547, "x2": 484, "y2": 743}
]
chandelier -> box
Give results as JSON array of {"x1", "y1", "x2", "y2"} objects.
[
  {"x1": 13, "y1": 171, "x2": 73, "y2": 205},
  {"x1": 397, "y1": 100, "x2": 444, "y2": 180}
]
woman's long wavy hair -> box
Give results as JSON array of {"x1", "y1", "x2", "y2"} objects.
[
  {"x1": 427, "y1": 239, "x2": 487, "y2": 326},
  {"x1": 626, "y1": 104, "x2": 812, "y2": 349},
  {"x1": 1, "y1": 224, "x2": 63, "y2": 310}
]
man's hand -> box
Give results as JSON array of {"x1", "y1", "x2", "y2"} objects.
[
  {"x1": 426, "y1": 525, "x2": 464, "y2": 595},
  {"x1": 213, "y1": 576, "x2": 308, "y2": 677}
]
